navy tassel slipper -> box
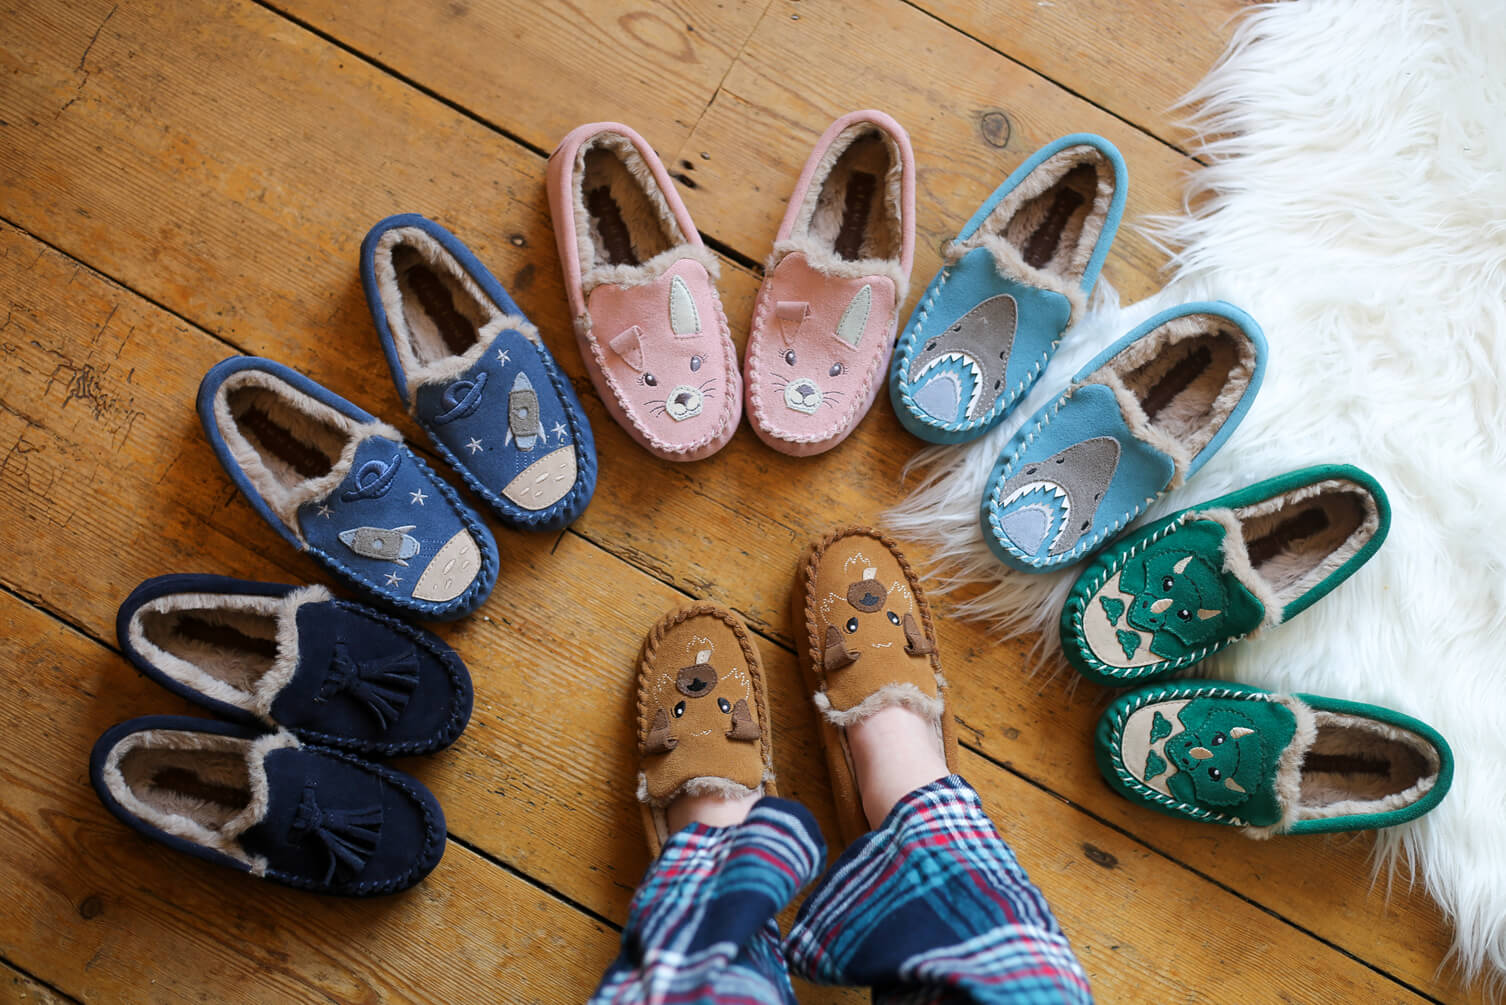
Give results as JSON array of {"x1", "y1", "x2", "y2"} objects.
[
  {"x1": 90, "y1": 716, "x2": 446, "y2": 896},
  {"x1": 117, "y1": 574, "x2": 473, "y2": 756}
]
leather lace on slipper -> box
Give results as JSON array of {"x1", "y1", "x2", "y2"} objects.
[
  {"x1": 1097, "y1": 681, "x2": 1451, "y2": 836},
  {"x1": 1062, "y1": 464, "x2": 1390, "y2": 685}
]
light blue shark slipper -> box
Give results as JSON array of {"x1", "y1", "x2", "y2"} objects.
[
  {"x1": 361, "y1": 214, "x2": 596, "y2": 531},
  {"x1": 890, "y1": 134, "x2": 1128, "y2": 444},
  {"x1": 198, "y1": 357, "x2": 498, "y2": 621},
  {"x1": 980, "y1": 302, "x2": 1266, "y2": 572}
]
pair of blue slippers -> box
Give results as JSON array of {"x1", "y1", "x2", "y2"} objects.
[
  {"x1": 91, "y1": 574, "x2": 473, "y2": 895},
  {"x1": 199, "y1": 214, "x2": 597, "y2": 621},
  {"x1": 887, "y1": 134, "x2": 1268, "y2": 572}
]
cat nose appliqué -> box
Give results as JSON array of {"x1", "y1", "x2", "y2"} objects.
[
  {"x1": 665, "y1": 384, "x2": 704, "y2": 421},
  {"x1": 784, "y1": 378, "x2": 823, "y2": 414}
]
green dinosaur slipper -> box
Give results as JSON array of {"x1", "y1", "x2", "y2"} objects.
[
  {"x1": 1096, "y1": 680, "x2": 1451, "y2": 835},
  {"x1": 1060, "y1": 464, "x2": 1389, "y2": 685}
]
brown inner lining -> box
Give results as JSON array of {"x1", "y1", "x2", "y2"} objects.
[
  {"x1": 139, "y1": 606, "x2": 279, "y2": 694},
  {"x1": 1140, "y1": 345, "x2": 1213, "y2": 422},
  {"x1": 169, "y1": 614, "x2": 279, "y2": 660},
  {"x1": 1246, "y1": 508, "x2": 1332, "y2": 567},
  {"x1": 118, "y1": 744, "x2": 252, "y2": 831},
  {"x1": 229, "y1": 389, "x2": 340, "y2": 481},
  {"x1": 1298, "y1": 721, "x2": 1434, "y2": 808},
  {"x1": 581, "y1": 145, "x2": 675, "y2": 271},
  {"x1": 809, "y1": 131, "x2": 899, "y2": 262},
  {"x1": 394, "y1": 247, "x2": 479, "y2": 357},
  {"x1": 833, "y1": 171, "x2": 877, "y2": 260},
  {"x1": 1238, "y1": 490, "x2": 1369, "y2": 603},
  {"x1": 1003, "y1": 163, "x2": 1098, "y2": 276},
  {"x1": 586, "y1": 185, "x2": 639, "y2": 266},
  {"x1": 152, "y1": 767, "x2": 251, "y2": 809}
]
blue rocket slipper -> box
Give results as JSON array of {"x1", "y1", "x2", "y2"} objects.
[
  {"x1": 90, "y1": 716, "x2": 446, "y2": 895},
  {"x1": 361, "y1": 214, "x2": 596, "y2": 530},
  {"x1": 117, "y1": 574, "x2": 473, "y2": 756},
  {"x1": 891, "y1": 134, "x2": 1128, "y2": 443},
  {"x1": 981, "y1": 302, "x2": 1266, "y2": 572},
  {"x1": 197, "y1": 357, "x2": 498, "y2": 621}
]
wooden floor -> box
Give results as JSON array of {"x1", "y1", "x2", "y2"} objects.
[{"x1": 0, "y1": 1, "x2": 1475, "y2": 1001}]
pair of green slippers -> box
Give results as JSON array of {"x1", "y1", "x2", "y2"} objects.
[{"x1": 1064, "y1": 464, "x2": 1453, "y2": 836}]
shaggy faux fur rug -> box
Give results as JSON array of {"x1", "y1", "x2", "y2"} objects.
[{"x1": 889, "y1": 0, "x2": 1506, "y2": 988}]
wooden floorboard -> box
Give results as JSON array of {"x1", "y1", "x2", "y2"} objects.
[{"x1": 0, "y1": 0, "x2": 1474, "y2": 1000}]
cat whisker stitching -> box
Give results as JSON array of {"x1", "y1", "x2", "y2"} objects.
[{"x1": 697, "y1": 379, "x2": 717, "y2": 392}]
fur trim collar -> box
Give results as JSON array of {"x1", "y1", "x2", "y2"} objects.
[
  {"x1": 767, "y1": 238, "x2": 909, "y2": 302},
  {"x1": 126, "y1": 585, "x2": 332, "y2": 720},
  {"x1": 368, "y1": 225, "x2": 540, "y2": 401},
  {"x1": 210, "y1": 368, "x2": 402, "y2": 541},
  {"x1": 101, "y1": 729, "x2": 299, "y2": 871},
  {"x1": 580, "y1": 243, "x2": 720, "y2": 299}
]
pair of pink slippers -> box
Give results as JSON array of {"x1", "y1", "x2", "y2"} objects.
[{"x1": 546, "y1": 111, "x2": 915, "y2": 461}]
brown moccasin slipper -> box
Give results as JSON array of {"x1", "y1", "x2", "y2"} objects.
[
  {"x1": 794, "y1": 526, "x2": 959, "y2": 846},
  {"x1": 635, "y1": 603, "x2": 777, "y2": 856}
]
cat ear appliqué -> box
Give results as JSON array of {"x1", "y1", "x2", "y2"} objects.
[
  {"x1": 609, "y1": 325, "x2": 646, "y2": 371},
  {"x1": 776, "y1": 301, "x2": 810, "y2": 346},
  {"x1": 834, "y1": 284, "x2": 872, "y2": 348},
  {"x1": 669, "y1": 275, "x2": 702, "y2": 337}
]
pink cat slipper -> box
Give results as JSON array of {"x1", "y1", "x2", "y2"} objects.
[
  {"x1": 547, "y1": 122, "x2": 741, "y2": 463},
  {"x1": 744, "y1": 110, "x2": 915, "y2": 456}
]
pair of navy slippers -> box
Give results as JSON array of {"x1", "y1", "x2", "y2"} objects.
[
  {"x1": 91, "y1": 574, "x2": 473, "y2": 895},
  {"x1": 198, "y1": 214, "x2": 597, "y2": 621}
]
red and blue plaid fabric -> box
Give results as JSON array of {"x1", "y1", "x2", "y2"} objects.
[
  {"x1": 593, "y1": 776, "x2": 1090, "y2": 1003},
  {"x1": 787, "y1": 775, "x2": 1092, "y2": 1003},
  {"x1": 591, "y1": 798, "x2": 826, "y2": 1003}
]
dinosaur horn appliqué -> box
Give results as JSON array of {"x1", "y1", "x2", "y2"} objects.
[
  {"x1": 834, "y1": 284, "x2": 872, "y2": 347},
  {"x1": 669, "y1": 275, "x2": 702, "y2": 336}
]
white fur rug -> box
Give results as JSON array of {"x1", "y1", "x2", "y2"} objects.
[{"x1": 889, "y1": 0, "x2": 1506, "y2": 989}]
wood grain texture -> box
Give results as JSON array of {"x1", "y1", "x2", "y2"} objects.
[
  {"x1": 913, "y1": 0, "x2": 1247, "y2": 148},
  {"x1": 0, "y1": 220, "x2": 1439, "y2": 1003},
  {"x1": 0, "y1": 596, "x2": 615, "y2": 1003},
  {"x1": 0, "y1": 0, "x2": 1474, "y2": 999},
  {"x1": 0, "y1": 962, "x2": 72, "y2": 1005}
]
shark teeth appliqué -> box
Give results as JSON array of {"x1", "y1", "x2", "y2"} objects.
[
  {"x1": 910, "y1": 351, "x2": 983, "y2": 422},
  {"x1": 994, "y1": 480, "x2": 1072, "y2": 557}
]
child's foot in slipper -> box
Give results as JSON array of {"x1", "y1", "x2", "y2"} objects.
[
  {"x1": 793, "y1": 526, "x2": 960, "y2": 846},
  {"x1": 847, "y1": 704, "x2": 949, "y2": 828},
  {"x1": 635, "y1": 603, "x2": 776, "y2": 855}
]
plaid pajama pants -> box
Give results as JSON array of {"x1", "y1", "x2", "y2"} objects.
[{"x1": 592, "y1": 775, "x2": 1092, "y2": 1003}]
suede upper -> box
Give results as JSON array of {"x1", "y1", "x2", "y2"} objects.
[
  {"x1": 117, "y1": 574, "x2": 473, "y2": 756},
  {"x1": 197, "y1": 357, "x2": 498, "y2": 621},
  {"x1": 795, "y1": 526, "x2": 957, "y2": 846},
  {"x1": 547, "y1": 121, "x2": 741, "y2": 462},
  {"x1": 636, "y1": 604, "x2": 774, "y2": 854},
  {"x1": 982, "y1": 302, "x2": 1267, "y2": 572},
  {"x1": 1062, "y1": 465, "x2": 1391, "y2": 685},
  {"x1": 360, "y1": 214, "x2": 596, "y2": 530},
  {"x1": 89, "y1": 716, "x2": 446, "y2": 895},
  {"x1": 891, "y1": 134, "x2": 1128, "y2": 445},
  {"x1": 1098, "y1": 681, "x2": 1452, "y2": 836},
  {"x1": 745, "y1": 110, "x2": 916, "y2": 456}
]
